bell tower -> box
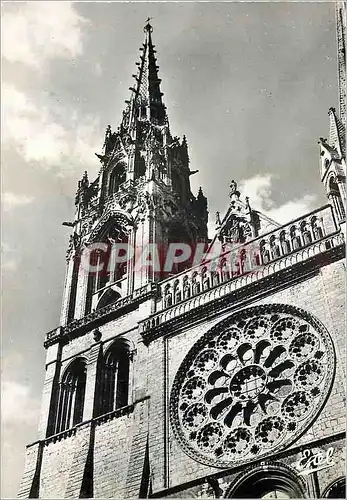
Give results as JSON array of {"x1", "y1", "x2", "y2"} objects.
[
  {"x1": 18, "y1": 21, "x2": 209, "y2": 500},
  {"x1": 60, "y1": 21, "x2": 208, "y2": 326},
  {"x1": 319, "y1": 2, "x2": 346, "y2": 228}
]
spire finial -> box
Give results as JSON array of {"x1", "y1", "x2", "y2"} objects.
[
  {"x1": 229, "y1": 180, "x2": 237, "y2": 196},
  {"x1": 144, "y1": 17, "x2": 153, "y2": 33}
]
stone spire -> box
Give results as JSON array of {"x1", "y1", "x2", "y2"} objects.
[
  {"x1": 71, "y1": 19, "x2": 209, "y2": 294},
  {"x1": 123, "y1": 20, "x2": 166, "y2": 130}
]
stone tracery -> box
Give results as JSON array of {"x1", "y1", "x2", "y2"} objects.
[{"x1": 170, "y1": 304, "x2": 334, "y2": 468}]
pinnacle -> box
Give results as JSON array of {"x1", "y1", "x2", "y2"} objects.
[{"x1": 121, "y1": 20, "x2": 166, "y2": 129}]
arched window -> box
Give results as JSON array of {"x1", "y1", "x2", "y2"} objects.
[
  {"x1": 322, "y1": 477, "x2": 345, "y2": 498},
  {"x1": 108, "y1": 164, "x2": 126, "y2": 195},
  {"x1": 300, "y1": 221, "x2": 312, "y2": 246},
  {"x1": 96, "y1": 288, "x2": 121, "y2": 310},
  {"x1": 220, "y1": 258, "x2": 231, "y2": 281},
  {"x1": 173, "y1": 280, "x2": 181, "y2": 303},
  {"x1": 290, "y1": 226, "x2": 301, "y2": 250},
  {"x1": 280, "y1": 231, "x2": 291, "y2": 254},
  {"x1": 201, "y1": 267, "x2": 210, "y2": 290},
  {"x1": 183, "y1": 275, "x2": 191, "y2": 299},
  {"x1": 260, "y1": 240, "x2": 270, "y2": 264},
  {"x1": 84, "y1": 224, "x2": 130, "y2": 314},
  {"x1": 56, "y1": 358, "x2": 87, "y2": 433},
  {"x1": 269, "y1": 235, "x2": 280, "y2": 259},
  {"x1": 192, "y1": 271, "x2": 201, "y2": 294},
  {"x1": 311, "y1": 216, "x2": 324, "y2": 240},
  {"x1": 100, "y1": 340, "x2": 130, "y2": 415},
  {"x1": 164, "y1": 284, "x2": 173, "y2": 308},
  {"x1": 226, "y1": 465, "x2": 306, "y2": 498},
  {"x1": 134, "y1": 151, "x2": 146, "y2": 179}
]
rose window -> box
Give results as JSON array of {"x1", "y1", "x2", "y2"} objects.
[{"x1": 170, "y1": 304, "x2": 334, "y2": 468}]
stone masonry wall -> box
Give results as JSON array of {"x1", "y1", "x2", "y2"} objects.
[
  {"x1": 40, "y1": 435, "x2": 77, "y2": 498},
  {"x1": 22, "y1": 258, "x2": 345, "y2": 498},
  {"x1": 164, "y1": 259, "x2": 346, "y2": 491}
]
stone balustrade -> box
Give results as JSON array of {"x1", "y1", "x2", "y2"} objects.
[
  {"x1": 44, "y1": 282, "x2": 158, "y2": 347},
  {"x1": 44, "y1": 205, "x2": 342, "y2": 346},
  {"x1": 150, "y1": 204, "x2": 342, "y2": 319},
  {"x1": 140, "y1": 230, "x2": 344, "y2": 336}
]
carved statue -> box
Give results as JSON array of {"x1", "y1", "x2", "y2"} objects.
[
  {"x1": 229, "y1": 180, "x2": 238, "y2": 197},
  {"x1": 183, "y1": 277, "x2": 190, "y2": 299},
  {"x1": 215, "y1": 211, "x2": 222, "y2": 227},
  {"x1": 229, "y1": 220, "x2": 242, "y2": 243},
  {"x1": 66, "y1": 232, "x2": 81, "y2": 261},
  {"x1": 103, "y1": 125, "x2": 112, "y2": 151}
]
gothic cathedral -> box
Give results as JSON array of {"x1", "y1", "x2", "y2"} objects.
[{"x1": 19, "y1": 4, "x2": 346, "y2": 499}]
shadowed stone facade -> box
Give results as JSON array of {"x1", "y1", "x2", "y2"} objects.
[{"x1": 19, "y1": 5, "x2": 346, "y2": 499}]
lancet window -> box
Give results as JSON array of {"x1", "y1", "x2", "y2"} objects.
[
  {"x1": 100, "y1": 340, "x2": 131, "y2": 415},
  {"x1": 55, "y1": 358, "x2": 87, "y2": 433}
]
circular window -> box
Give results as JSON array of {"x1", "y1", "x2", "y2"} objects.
[{"x1": 170, "y1": 304, "x2": 335, "y2": 468}]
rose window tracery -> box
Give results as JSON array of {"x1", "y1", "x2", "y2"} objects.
[{"x1": 170, "y1": 304, "x2": 334, "y2": 468}]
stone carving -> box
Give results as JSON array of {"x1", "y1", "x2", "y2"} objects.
[
  {"x1": 220, "y1": 218, "x2": 252, "y2": 245},
  {"x1": 87, "y1": 210, "x2": 133, "y2": 245},
  {"x1": 215, "y1": 211, "x2": 222, "y2": 227},
  {"x1": 170, "y1": 304, "x2": 334, "y2": 468},
  {"x1": 66, "y1": 232, "x2": 81, "y2": 261},
  {"x1": 229, "y1": 180, "x2": 238, "y2": 197}
]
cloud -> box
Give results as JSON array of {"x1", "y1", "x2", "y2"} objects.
[
  {"x1": 2, "y1": 192, "x2": 34, "y2": 212},
  {"x1": 1, "y1": 376, "x2": 40, "y2": 498},
  {"x1": 1, "y1": 84, "x2": 101, "y2": 174},
  {"x1": 268, "y1": 194, "x2": 317, "y2": 225},
  {"x1": 239, "y1": 174, "x2": 275, "y2": 211},
  {"x1": 94, "y1": 62, "x2": 103, "y2": 77},
  {"x1": 1, "y1": 380, "x2": 39, "y2": 424},
  {"x1": 239, "y1": 174, "x2": 317, "y2": 225},
  {"x1": 1, "y1": 2, "x2": 86, "y2": 67}
]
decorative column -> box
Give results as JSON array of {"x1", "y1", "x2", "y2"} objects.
[{"x1": 60, "y1": 248, "x2": 79, "y2": 326}]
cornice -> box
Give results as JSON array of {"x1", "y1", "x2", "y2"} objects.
[
  {"x1": 44, "y1": 282, "x2": 159, "y2": 348},
  {"x1": 139, "y1": 233, "x2": 345, "y2": 344}
]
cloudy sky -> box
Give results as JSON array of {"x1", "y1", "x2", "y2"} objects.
[{"x1": 1, "y1": 0, "x2": 338, "y2": 497}]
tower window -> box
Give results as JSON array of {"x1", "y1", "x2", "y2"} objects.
[
  {"x1": 55, "y1": 358, "x2": 87, "y2": 433},
  {"x1": 108, "y1": 163, "x2": 126, "y2": 195},
  {"x1": 100, "y1": 340, "x2": 130, "y2": 415}
]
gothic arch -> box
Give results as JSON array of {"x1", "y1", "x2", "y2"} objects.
[
  {"x1": 84, "y1": 211, "x2": 133, "y2": 313},
  {"x1": 321, "y1": 476, "x2": 346, "y2": 498},
  {"x1": 224, "y1": 462, "x2": 307, "y2": 498},
  {"x1": 99, "y1": 338, "x2": 133, "y2": 415},
  {"x1": 107, "y1": 161, "x2": 127, "y2": 196},
  {"x1": 55, "y1": 357, "x2": 87, "y2": 433},
  {"x1": 86, "y1": 210, "x2": 133, "y2": 245},
  {"x1": 96, "y1": 287, "x2": 122, "y2": 310}
]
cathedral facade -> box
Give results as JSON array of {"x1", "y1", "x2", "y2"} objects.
[{"x1": 19, "y1": 4, "x2": 346, "y2": 499}]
